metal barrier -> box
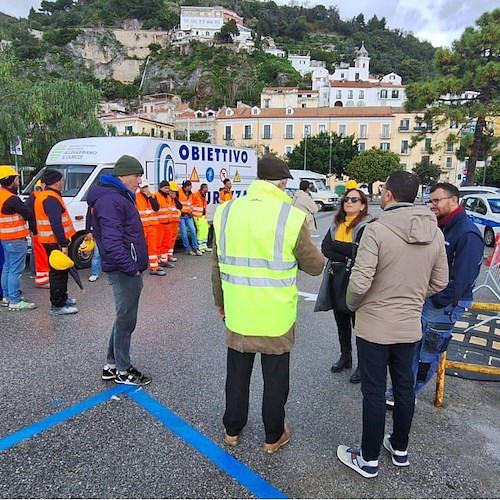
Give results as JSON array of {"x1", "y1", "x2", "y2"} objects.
[
  {"x1": 435, "y1": 353, "x2": 500, "y2": 407},
  {"x1": 435, "y1": 301, "x2": 500, "y2": 407}
]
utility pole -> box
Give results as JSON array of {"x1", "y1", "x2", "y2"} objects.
[
  {"x1": 303, "y1": 135, "x2": 307, "y2": 170},
  {"x1": 328, "y1": 135, "x2": 333, "y2": 176}
]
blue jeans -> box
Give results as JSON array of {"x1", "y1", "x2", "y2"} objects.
[
  {"x1": 1, "y1": 238, "x2": 28, "y2": 304},
  {"x1": 413, "y1": 297, "x2": 470, "y2": 396},
  {"x1": 179, "y1": 214, "x2": 199, "y2": 251},
  {"x1": 106, "y1": 271, "x2": 143, "y2": 372},
  {"x1": 91, "y1": 245, "x2": 101, "y2": 276},
  {"x1": 357, "y1": 337, "x2": 417, "y2": 461}
]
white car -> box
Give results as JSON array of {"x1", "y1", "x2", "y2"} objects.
[{"x1": 461, "y1": 193, "x2": 500, "y2": 246}]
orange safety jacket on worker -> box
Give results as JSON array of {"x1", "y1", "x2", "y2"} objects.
[
  {"x1": 178, "y1": 189, "x2": 193, "y2": 215},
  {"x1": 219, "y1": 188, "x2": 233, "y2": 203},
  {"x1": 136, "y1": 192, "x2": 159, "y2": 226},
  {"x1": 0, "y1": 189, "x2": 30, "y2": 240},
  {"x1": 34, "y1": 190, "x2": 76, "y2": 244},
  {"x1": 191, "y1": 190, "x2": 207, "y2": 218},
  {"x1": 155, "y1": 192, "x2": 170, "y2": 224}
]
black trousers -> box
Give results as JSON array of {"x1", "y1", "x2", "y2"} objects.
[
  {"x1": 223, "y1": 348, "x2": 289, "y2": 444},
  {"x1": 357, "y1": 337, "x2": 417, "y2": 461},
  {"x1": 43, "y1": 243, "x2": 69, "y2": 308},
  {"x1": 333, "y1": 305, "x2": 354, "y2": 358}
]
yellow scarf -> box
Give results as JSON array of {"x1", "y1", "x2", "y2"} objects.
[{"x1": 334, "y1": 215, "x2": 356, "y2": 242}]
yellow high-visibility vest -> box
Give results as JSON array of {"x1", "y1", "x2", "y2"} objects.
[{"x1": 213, "y1": 179, "x2": 305, "y2": 336}]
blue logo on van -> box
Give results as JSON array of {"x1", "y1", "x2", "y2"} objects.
[
  {"x1": 206, "y1": 167, "x2": 214, "y2": 183},
  {"x1": 156, "y1": 144, "x2": 175, "y2": 182}
]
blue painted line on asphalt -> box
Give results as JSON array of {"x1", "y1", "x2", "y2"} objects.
[
  {"x1": 128, "y1": 389, "x2": 288, "y2": 500},
  {"x1": 0, "y1": 385, "x2": 131, "y2": 452}
]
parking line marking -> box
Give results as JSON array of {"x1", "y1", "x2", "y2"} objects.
[
  {"x1": 1, "y1": 387, "x2": 287, "y2": 499},
  {"x1": 0, "y1": 385, "x2": 131, "y2": 452},
  {"x1": 129, "y1": 390, "x2": 288, "y2": 499}
]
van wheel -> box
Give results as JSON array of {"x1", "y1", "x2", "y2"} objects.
[
  {"x1": 315, "y1": 201, "x2": 324, "y2": 212},
  {"x1": 484, "y1": 227, "x2": 495, "y2": 247},
  {"x1": 70, "y1": 233, "x2": 92, "y2": 269}
]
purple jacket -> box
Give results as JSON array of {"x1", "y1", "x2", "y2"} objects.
[{"x1": 87, "y1": 174, "x2": 148, "y2": 275}]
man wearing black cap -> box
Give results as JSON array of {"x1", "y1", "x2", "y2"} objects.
[
  {"x1": 34, "y1": 169, "x2": 78, "y2": 315},
  {"x1": 212, "y1": 155, "x2": 324, "y2": 453}
]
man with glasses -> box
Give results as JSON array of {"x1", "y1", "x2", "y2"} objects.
[
  {"x1": 337, "y1": 171, "x2": 448, "y2": 478},
  {"x1": 412, "y1": 183, "x2": 483, "y2": 397}
]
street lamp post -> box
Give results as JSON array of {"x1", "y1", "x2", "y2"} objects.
[
  {"x1": 328, "y1": 135, "x2": 333, "y2": 176},
  {"x1": 303, "y1": 134, "x2": 307, "y2": 170}
]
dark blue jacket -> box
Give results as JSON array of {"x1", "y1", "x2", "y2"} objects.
[
  {"x1": 87, "y1": 175, "x2": 148, "y2": 276},
  {"x1": 432, "y1": 207, "x2": 483, "y2": 307}
]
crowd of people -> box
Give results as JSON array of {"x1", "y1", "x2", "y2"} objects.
[{"x1": 0, "y1": 157, "x2": 484, "y2": 474}]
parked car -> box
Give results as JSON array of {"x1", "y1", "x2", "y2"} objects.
[
  {"x1": 461, "y1": 193, "x2": 500, "y2": 246},
  {"x1": 458, "y1": 186, "x2": 500, "y2": 199}
]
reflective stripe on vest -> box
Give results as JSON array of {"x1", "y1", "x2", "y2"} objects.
[
  {"x1": 213, "y1": 180, "x2": 305, "y2": 337},
  {"x1": 136, "y1": 193, "x2": 159, "y2": 226},
  {"x1": 0, "y1": 189, "x2": 29, "y2": 240},
  {"x1": 178, "y1": 190, "x2": 193, "y2": 215},
  {"x1": 34, "y1": 190, "x2": 76, "y2": 244},
  {"x1": 155, "y1": 194, "x2": 170, "y2": 223}
]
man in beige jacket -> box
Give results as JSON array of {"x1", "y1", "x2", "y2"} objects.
[
  {"x1": 337, "y1": 171, "x2": 448, "y2": 478},
  {"x1": 292, "y1": 180, "x2": 319, "y2": 231}
]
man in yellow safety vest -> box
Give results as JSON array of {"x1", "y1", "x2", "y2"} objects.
[{"x1": 212, "y1": 155, "x2": 324, "y2": 453}]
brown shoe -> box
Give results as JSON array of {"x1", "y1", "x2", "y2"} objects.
[
  {"x1": 224, "y1": 432, "x2": 239, "y2": 446},
  {"x1": 263, "y1": 424, "x2": 290, "y2": 454}
]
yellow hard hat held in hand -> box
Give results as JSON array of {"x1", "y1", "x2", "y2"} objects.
[
  {"x1": 79, "y1": 238, "x2": 95, "y2": 254},
  {"x1": 49, "y1": 250, "x2": 75, "y2": 271}
]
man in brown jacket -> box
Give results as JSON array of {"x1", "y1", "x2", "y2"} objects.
[
  {"x1": 337, "y1": 171, "x2": 448, "y2": 478},
  {"x1": 212, "y1": 156, "x2": 324, "y2": 454}
]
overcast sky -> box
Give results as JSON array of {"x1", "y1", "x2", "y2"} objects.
[{"x1": 2, "y1": 0, "x2": 497, "y2": 47}]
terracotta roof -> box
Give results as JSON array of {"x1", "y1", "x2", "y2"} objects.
[{"x1": 217, "y1": 106, "x2": 396, "y2": 119}]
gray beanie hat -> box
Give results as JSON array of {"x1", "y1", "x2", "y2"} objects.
[{"x1": 113, "y1": 155, "x2": 144, "y2": 176}]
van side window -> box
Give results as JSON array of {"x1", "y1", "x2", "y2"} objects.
[{"x1": 81, "y1": 168, "x2": 113, "y2": 201}]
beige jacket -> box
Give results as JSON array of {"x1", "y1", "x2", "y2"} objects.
[
  {"x1": 292, "y1": 190, "x2": 318, "y2": 231},
  {"x1": 212, "y1": 222, "x2": 324, "y2": 354},
  {"x1": 346, "y1": 203, "x2": 449, "y2": 344}
]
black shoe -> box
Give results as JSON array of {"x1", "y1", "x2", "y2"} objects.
[
  {"x1": 102, "y1": 364, "x2": 117, "y2": 380},
  {"x1": 115, "y1": 366, "x2": 152, "y2": 386},
  {"x1": 349, "y1": 367, "x2": 361, "y2": 384},
  {"x1": 331, "y1": 355, "x2": 352, "y2": 372}
]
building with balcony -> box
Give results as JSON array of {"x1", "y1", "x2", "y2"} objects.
[
  {"x1": 99, "y1": 113, "x2": 174, "y2": 139},
  {"x1": 260, "y1": 88, "x2": 319, "y2": 109}
]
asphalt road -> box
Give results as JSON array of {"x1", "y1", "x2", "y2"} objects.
[{"x1": 1, "y1": 208, "x2": 499, "y2": 499}]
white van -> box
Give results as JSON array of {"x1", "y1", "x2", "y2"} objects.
[
  {"x1": 287, "y1": 170, "x2": 338, "y2": 211},
  {"x1": 22, "y1": 136, "x2": 257, "y2": 267}
]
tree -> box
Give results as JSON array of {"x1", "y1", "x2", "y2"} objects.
[
  {"x1": 475, "y1": 153, "x2": 500, "y2": 186},
  {"x1": 413, "y1": 158, "x2": 442, "y2": 197},
  {"x1": 189, "y1": 130, "x2": 211, "y2": 143},
  {"x1": 346, "y1": 148, "x2": 402, "y2": 194},
  {"x1": 413, "y1": 158, "x2": 442, "y2": 185},
  {"x1": 405, "y1": 9, "x2": 500, "y2": 185},
  {"x1": 215, "y1": 20, "x2": 240, "y2": 44},
  {"x1": 287, "y1": 132, "x2": 359, "y2": 176}
]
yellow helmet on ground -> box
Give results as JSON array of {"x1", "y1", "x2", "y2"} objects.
[
  {"x1": 345, "y1": 180, "x2": 358, "y2": 190},
  {"x1": 79, "y1": 239, "x2": 95, "y2": 254},
  {"x1": 49, "y1": 250, "x2": 75, "y2": 271},
  {"x1": 169, "y1": 180, "x2": 179, "y2": 192},
  {"x1": 0, "y1": 166, "x2": 18, "y2": 180}
]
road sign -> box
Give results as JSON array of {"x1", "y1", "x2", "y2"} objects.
[
  {"x1": 189, "y1": 167, "x2": 200, "y2": 182},
  {"x1": 233, "y1": 170, "x2": 241, "y2": 183},
  {"x1": 219, "y1": 168, "x2": 228, "y2": 181}
]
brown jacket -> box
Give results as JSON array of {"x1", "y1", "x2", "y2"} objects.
[
  {"x1": 292, "y1": 190, "x2": 318, "y2": 231},
  {"x1": 212, "y1": 222, "x2": 324, "y2": 354},
  {"x1": 346, "y1": 203, "x2": 449, "y2": 344}
]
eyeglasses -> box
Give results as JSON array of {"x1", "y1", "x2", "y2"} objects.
[
  {"x1": 426, "y1": 196, "x2": 452, "y2": 205},
  {"x1": 343, "y1": 196, "x2": 362, "y2": 203}
]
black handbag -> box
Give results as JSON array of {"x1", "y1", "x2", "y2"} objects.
[{"x1": 330, "y1": 261, "x2": 352, "y2": 315}]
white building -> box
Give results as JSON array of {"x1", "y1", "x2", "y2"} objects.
[
  {"x1": 330, "y1": 42, "x2": 371, "y2": 82},
  {"x1": 172, "y1": 5, "x2": 254, "y2": 50}
]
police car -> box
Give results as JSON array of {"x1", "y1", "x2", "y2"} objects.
[{"x1": 461, "y1": 193, "x2": 500, "y2": 246}]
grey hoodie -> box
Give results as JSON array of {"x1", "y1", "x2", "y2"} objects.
[{"x1": 346, "y1": 203, "x2": 449, "y2": 344}]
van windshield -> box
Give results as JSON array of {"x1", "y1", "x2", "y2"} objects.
[
  {"x1": 311, "y1": 179, "x2": 328, "y2": 192},
  {"x1": 22, "y1": 165, "x2": 96, "y2": 197}
]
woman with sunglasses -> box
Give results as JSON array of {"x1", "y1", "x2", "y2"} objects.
[{"x1": 321, "y1": 189, "x2": 372, "y2": 383}]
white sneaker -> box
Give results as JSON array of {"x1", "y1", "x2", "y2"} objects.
[
  {"x1": 195, "y1": 249, "x2": 203, "y2": 256},
  {"x1": 168, "y1": 256, "x2": 178, "y2": 262},
  {"x1": 1, "y1": 298, "x2": 9, "y2": 307},
  {"x1": 88, "y1": 275, "x2": 98, "y2": 282},
  {"x1": 51, "y1": 305, "x2": 78, "y2": 315},
  {"x1": 8, "y1": 300, "x2": 36, "y2": 311}
]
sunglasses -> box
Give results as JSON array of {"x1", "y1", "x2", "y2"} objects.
[{"x1": 343, "y1": 196, "x2": 362, "y2": 203}]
